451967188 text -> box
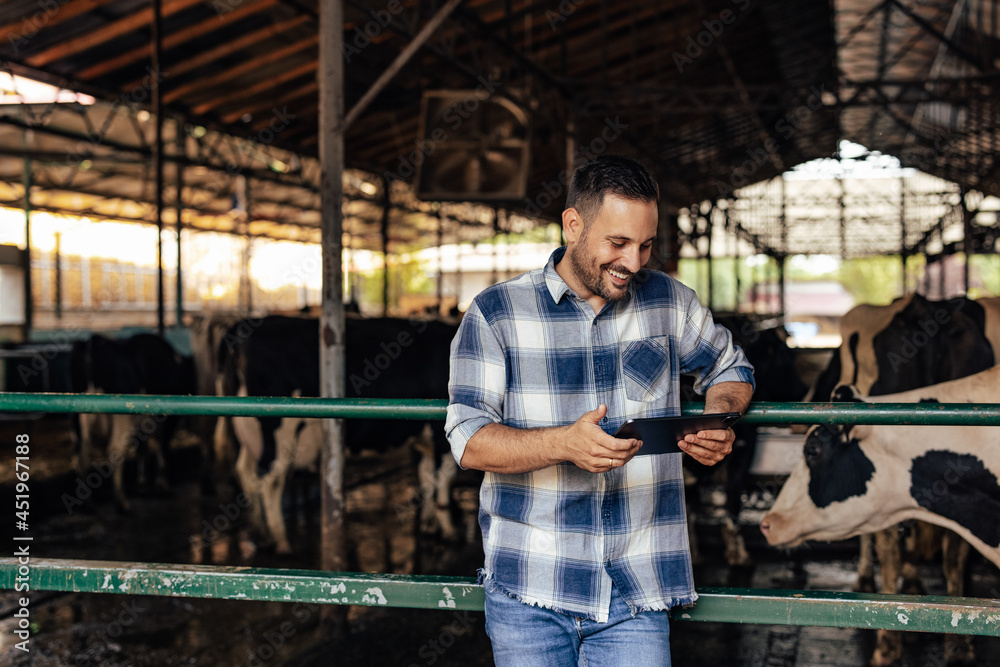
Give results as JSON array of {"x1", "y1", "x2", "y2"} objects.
[{"x1": 13, "y1": 432, "x2": 32, "y2": 653}]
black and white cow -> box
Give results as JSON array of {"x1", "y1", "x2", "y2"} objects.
[
  {"x1": 868, "y1": 295, "x2": 996, "y2": 395},
  {"x1": 769, "y1": 295, "x2": 998, "y2": 666},
  {"x1": 808, "y1": 295, "x2": 915, "y2": 402},
  {"x1": 188, "y1": 313, "x2": 244, "y2": 487},
  {"x1": 808, "y1": 296, "x2": 998, "y2": 592},
  {"x1": 760, "y1": 366, "x2": 1000, "y2": 664},
  {"x1": 216, "y1": 315, "x2": 460, "y2": 555},
  {"x1": 70, "y1": 333, "x2": 196, "y2": 511},
  {"x1": 684, "y1": 316, "x2": 809, "y2": 567},
  {"x1": 810, "y1": 294, "x2": 1000, "y2": 401}
]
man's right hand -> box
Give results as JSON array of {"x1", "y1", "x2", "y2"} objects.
[{"x1": 562, "y1": 404, "x2": 642, "y2": 473}]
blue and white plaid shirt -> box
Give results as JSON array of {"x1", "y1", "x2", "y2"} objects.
[{"x1": 446, "y1": 247, "x2": 755, "y2": 622}]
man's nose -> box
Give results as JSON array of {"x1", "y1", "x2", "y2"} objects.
[{"x1": 621, "y1": 246, "x2": 642, "y2": 273}]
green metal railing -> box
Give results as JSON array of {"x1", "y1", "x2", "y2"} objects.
[
  {"x1": 1, "y1": 559, "x2": 998, "y2": 635},
  {"x1": 2, "y1": 392, "x2": 1000, "y2": 425},
  {"x1": 3, "y1": 392, "x2": 1000, "y2": 637}
]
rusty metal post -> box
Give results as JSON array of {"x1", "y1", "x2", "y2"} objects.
[
  {"x1": 705, "y1": 205, "x2": 714, "y2": 311},
  {"x1": 382, "y1": 175, "x2": 390, "y2": 315},
  {"x1": 22, "y1": 154, "x2": 32, "y2": 340},
  {"x1": 961, "y1": 188, "x2": 973, "y2": 295},
  {"x1": 54, "y1": 232, "x2": 62, "y2": 320},
  {"x1": 152, "y1": 0, "x2": 165, "y2": 335},
  {"x1": 176, "y1": 119, "x2": 184, "y2": 327},
  {"x1": 436, "y1": 210, "x2": 444, "y2": 312},
  {"x1": 318, "y1": 0, "x2": 348, "y2": 635},
  {"x1": 900, "y1": 175, "x2": 907, "y2": 296}
]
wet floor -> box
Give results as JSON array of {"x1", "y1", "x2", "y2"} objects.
[{"x1": 2, "y1": 416, "x2": 1000, "y2": 666}]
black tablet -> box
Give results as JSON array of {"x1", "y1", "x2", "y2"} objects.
[{"x1": 612, "y1": 412, "x2": 742, "y2": 455}]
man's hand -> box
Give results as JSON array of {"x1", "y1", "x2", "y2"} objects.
[
  {"x1": 677, "y1": 428, "x2": 735, "y2": 466},
  {"x1": 562, "y1": 404, "x2": 642, "y2": 473},
  {"x1": 677, "y1": 380, "x2": 752, "y2": 465},
  {"x1": 460, "y1": 403, "x2": 642, "y2": 474}
]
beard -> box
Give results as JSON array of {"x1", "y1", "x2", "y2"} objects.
[{"x1": 566, "y1": 236, "x2": 633, "y2": 303}]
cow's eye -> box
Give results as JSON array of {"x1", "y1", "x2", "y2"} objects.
[{"x1": 804, "y1": 440, "x2": 822, "y2": 464}]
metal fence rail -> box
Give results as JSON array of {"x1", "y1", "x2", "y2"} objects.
[
  {"x1": 3, "y1": 394, "x2": 1000, "y2": 638},
  {"x1": 1, "y1": 559, "x2": 999, "y2": 636},
  {"x1": 3, "y1": 392, "x2": 1000, "y2": 425}
]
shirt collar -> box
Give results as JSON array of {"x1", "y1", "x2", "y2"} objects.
[
  {"x1": 543, "y1": 247, "x2": 573, "y2": 303},
  {"x1": 543, "y1": 246, "x2": 637, "y2": 309}
]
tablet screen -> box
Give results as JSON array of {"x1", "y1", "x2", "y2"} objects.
[{"x1": 613, "y1": 412, "x2": 741, "y2": 455}]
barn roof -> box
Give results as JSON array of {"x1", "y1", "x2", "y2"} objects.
[{"x1": 0, "y1": 0, "x2": 995, "y2": 255}]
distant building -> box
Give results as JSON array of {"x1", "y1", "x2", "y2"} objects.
[
  {"x1": 417, "y1": 242, "x2": 559, "y2": 312},
  {"x1": 744, "y1": 280, "x2": 855, "y2": 347}
]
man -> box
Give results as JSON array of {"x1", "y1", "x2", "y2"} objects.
[{"x1": 446, "y1": 155, "x2": 755, "y2": 665}]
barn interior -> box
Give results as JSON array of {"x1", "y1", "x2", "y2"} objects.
[
  {"x1": 2, "y1": 0, "x2": 1000, "y2": 665},
  {"x1": 0, "y1": 0, "x2": 998, "y2": 335}
]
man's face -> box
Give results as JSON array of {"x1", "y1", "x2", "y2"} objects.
[{"x1": 564, "y1": 194, "x2": 658, "y2": 304}]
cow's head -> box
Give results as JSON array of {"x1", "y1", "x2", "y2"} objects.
[{"x1": 759, "y1": 415, "x2": 891, "y2": 547}]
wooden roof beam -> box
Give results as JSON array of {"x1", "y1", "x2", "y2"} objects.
[
  {"x1": 158, "y1": 15, "x2": 311, "y2": 82},
  {"x1": 26, "y1": 0, "x2": 204, "y2": 68},
  {"x1": 0, "y1": 0, "x2": 117, "y2": 43},
  {"x1": 78, "y1": 0, "x2": 281, "y2": 80},
  {"x1": 164, "y1": 35, "x2": 318, "y2": 104},
  {"x1": 222, "y1": 80, "x2": 318, "y2": 124},
  {"x1": 347, "y1": 113, "x2": 419, "y2": 159},
  {"x1": 273, "y1": 101, "x2": 317, "y2": 131},
  {"x1": 528, "y1": 9, "x2": 692, "y2": 78},
  {"x1": 192, "y1": 60, "x2": 317, "y2": 116}
]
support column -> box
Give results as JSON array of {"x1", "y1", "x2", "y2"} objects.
[
  {"x1": 705, "y1": 205, "x2": 714, "y2": 311},
  {"x1": 961, "y1": 188, "x2": 973, "y2": 295},
  {"x1": 661, "y1": 207, "x2": 678, "y2": 275},
  {"x1": 54, "y1": 232, "x2": 62, "y2": 320},
  {"x1": 779, "y1": 175, "x2": 787, "y2": 318},
  {"x1": 937, "y1": 216, "x2": 946, "y2": 298},
  {"x1": 176, "y1": 119, "x2": 185, "y2": 327},
  {"x1": 153, "y1": 0, "x2": 165, "y2": 336},
  {"x1": 436, "y1": 211, "x2": 444, "y2": 313},
  {"x1": 838, "y1": 174, "x2": 846, "y2": 261},
  {"x1": 777, "y1": 254, "x2": 786, "y2": 318},
  {"x1": 727, "y1": 205, "x2": 740, "y2": 311},
  {"x1": 381, "y1": 175, "x2": 391, "y2": 315},
  {"x1": 491, "y1": 208, "x2": 499, "y2": 286},
  {"x1": 22, "y1": 155, "x2": 32, "y2": 341},
  {"x1": 318, "y1": 0, "x2": 347, "y2": 635},
  {"x1": 900, "y1": 175, "x2": 907, "y2": 296}
]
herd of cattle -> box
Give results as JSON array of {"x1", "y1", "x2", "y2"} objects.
[
  {"x1": 52, "y1": 293, "x2": 1000, "y2": 664},
  {"x1": 69, "y1": 314, "x2": 462, "y2": 556}
]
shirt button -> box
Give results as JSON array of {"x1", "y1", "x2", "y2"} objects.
[{"x1": 601, "y1": 417, "x2": 608, "y2": 423}]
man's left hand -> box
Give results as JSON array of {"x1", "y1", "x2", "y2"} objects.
[{"x1": 677, "y1": 428, "x2": 734, "y2": 466}]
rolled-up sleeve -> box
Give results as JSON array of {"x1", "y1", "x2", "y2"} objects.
[
  {"x1": 445, "y1": 300, "x2": 508, "y2": 467},
  {"x1": 676, "y1": 288, "x2": 756, "y2": 394}
]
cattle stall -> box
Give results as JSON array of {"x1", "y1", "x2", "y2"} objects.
[{"x1": 3, "y1": 393, "x2": 1000, "y2": 666}]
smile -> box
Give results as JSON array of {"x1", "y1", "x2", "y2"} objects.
[{"x1": 607, "y1": 268, "x2": 630, "y2": 281}]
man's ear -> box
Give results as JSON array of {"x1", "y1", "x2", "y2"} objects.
[{"x1": 562, "y1": 207, "x2": 583, "y2": 243}]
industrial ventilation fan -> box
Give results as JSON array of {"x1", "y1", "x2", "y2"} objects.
[{"x1": 414, "y1": 90, "x2": 530, "y2": 202}]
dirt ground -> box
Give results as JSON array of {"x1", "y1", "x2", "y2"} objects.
[{"x1": 2, "y1": 414, "x2": 1000, "y2": 666}]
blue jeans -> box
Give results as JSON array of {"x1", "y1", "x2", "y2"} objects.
[{"x1": 484, "y1": 583, "x2": 671, "y2": 666}]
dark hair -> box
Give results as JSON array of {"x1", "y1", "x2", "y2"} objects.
[{"x1": 566, "y1": 155, "x2": 659, "y2": 223}]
